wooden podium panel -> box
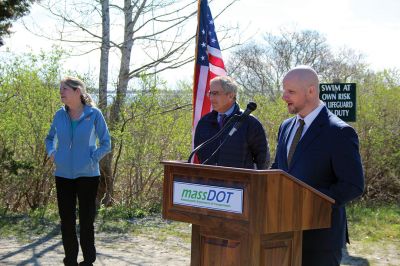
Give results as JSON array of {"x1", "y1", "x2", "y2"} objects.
[
  {"x1": 201, "y1": 235, "x2": 241, "y2": 265},
  {"x1": 162, "y1": 161, "x2": 334, "y2": 266},
  {"x1": 260, "y1": 231, "x2": 302, "y2": 266}
]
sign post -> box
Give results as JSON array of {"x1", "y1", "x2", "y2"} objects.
[{"x1": 319, "y1": 83, "x2": 356, "y2": 122}]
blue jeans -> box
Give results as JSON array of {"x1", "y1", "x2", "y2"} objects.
[{"x1": 55, "y1": 176, "x2": 99, "y2": 266}]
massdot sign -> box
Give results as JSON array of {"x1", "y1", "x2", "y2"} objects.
[
  {"x1": 172, "y1": 181, "x2": 243, "y2": 213},
  {"x1": 319, "y1": 83, "x2": 356, "y2": 122}
]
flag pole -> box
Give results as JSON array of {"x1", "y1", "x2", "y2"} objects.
[
  {"x1": 190, "y1": 0, "x2": 203, "y2": 162},
  {"x1": 192, "y1": 0, "x2": 202, "y2": 125}
]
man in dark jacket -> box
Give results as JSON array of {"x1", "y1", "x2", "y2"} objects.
[
  {"x1": 271, "y1": 65, "x2": 364, "y2": 266},
  {"x1": 194, "y1": 76, "x2": 270, "y2": 169}
]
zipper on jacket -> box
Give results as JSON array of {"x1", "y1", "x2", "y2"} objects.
[
  {"x1": 68, "y1": 111, "x2": 84, "y2": 149},
  {"x1": 64, "y1": 109, "x2": 74, "y2": 177},
  {"x1": 67, "y1": 113, "x2": 73, "y2": 149}
]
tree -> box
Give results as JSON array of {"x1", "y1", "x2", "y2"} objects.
[
  {"x1": 228, "y1": 28, "x2": 367, "y2": 101},
  {"x1": 321, "y1": 46, "x2": 368, "y2": 83},
  {"x1": 0, "y1": 0, "x2": 35, "y2": 38}
]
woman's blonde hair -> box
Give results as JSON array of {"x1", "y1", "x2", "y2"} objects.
[{"x1": 61, "y1": 76, "x2": 96, "y2": 107}]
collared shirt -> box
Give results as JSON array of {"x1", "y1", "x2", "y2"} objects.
[
  {"x1": 286, "y1": 101, "x2": 325, "y2": 156},
  {"x1": 218, "y1": 103, "x2": 236, "y2": 124}
]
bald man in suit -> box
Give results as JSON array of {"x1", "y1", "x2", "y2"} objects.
[{"x1": 271, "y1": 66, "x2": 364, "y2": 266}]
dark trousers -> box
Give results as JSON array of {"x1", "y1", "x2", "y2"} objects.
[
  {"x1": 302, "y1": 249, "x2": 342, "y2": 266},
  {"x1": 55, "y1": 176, "x2": 99, "y2": 266}
]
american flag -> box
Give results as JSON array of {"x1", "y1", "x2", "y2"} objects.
[{"x1": 192, "y1": 0, "x2": 226, "y2": 139}]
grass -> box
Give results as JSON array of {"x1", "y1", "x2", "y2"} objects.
[
  {"x1": 130, "y1": 218, "x2": 191, "y2": 243},
  {"x1": 347, "y1": 202, "x2": 400, "y2": 243},
  {"x1": 1, "y1": 202, "x2": 398, "y2": 265},
  {"x1": 344, "y1": 202, "x2": 400, "y2": 265},
  {"x1": 0, "y1": 206, "x2": 60, "y2": 242},
  {"x1": 97, "y1": 205, "x2": 191, "y2": 243},
  {"x1": 0, "y1": 203, "x2": 191, "y2": 245},
  {"x1": 96, "y1": 216, "x2": 191, "y2": 243},
  {"x1": 1, "y1": 201, "x2": 398, "y2": 249}
]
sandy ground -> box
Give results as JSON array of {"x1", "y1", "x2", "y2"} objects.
[
  {"x1": 0, "y1": 232, "x2": 190, "y2": 265},
  {"x1": 0, "y1": 225, "x2": 398, "y2": 265}
]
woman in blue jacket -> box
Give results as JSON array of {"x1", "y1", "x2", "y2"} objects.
[{"x1": 45, "y1": 77, "x2": 111, "y2": 266}]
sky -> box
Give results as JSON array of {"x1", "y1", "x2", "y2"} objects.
[
  {"x1": 2, "y1": 0, "x2": 400, "y2": 83},
  {"x1": 217, "y1": 0, "x2": 400, "y2": 71}
]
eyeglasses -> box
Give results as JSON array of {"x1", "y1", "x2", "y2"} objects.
[{"x1": 207, "y1": 90, "x2": 228, "y2": 97}]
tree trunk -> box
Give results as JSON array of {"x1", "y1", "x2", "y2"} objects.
[
  {"x1": 103, "y1": 0, "x2": 135, "y2": 206},
  {"x1": 97, "y1": 0, "x2": 113, "y2": 207},
  {"x1": 110, "y1": 0, "x2": 135, "y2": 123},
  {"x1": 98, "y1": 0, "x2": 109, "y2": 111},
  {"x1": 98, "y1": 153, "x2": 113, "y2": 207}
]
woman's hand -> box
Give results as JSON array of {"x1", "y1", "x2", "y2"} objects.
[{"x1": 49, "y1": 153, "x2": 55, "y2": 162}]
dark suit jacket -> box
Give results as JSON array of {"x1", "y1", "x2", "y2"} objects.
[
  {"x1": 194, "y1": 103, "x2": 270, "y2": 169},
  {"x1": 271, "y1": 106, "x2": 364, "y2": 251}
]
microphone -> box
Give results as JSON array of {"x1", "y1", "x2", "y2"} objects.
[
  {"x1": 201, "y1": 102, "x2": 257, "y2": 165},
  {"x1": 187, "y1": 114, "x2": 238, "y2": 163},
  {"x1": 228, "y1": 102, "x2": 257, "y2": 136}
]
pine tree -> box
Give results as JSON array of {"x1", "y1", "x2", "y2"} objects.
[{"x1": 0, "y1": 0, "x2": 35, "y2": 38}]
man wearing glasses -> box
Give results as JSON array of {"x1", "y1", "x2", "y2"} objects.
[{"x1": 194, "y1": 76, "x2": 270, "y2": 169}]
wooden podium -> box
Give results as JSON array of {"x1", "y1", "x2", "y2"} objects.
[{"x1": 162, "y1": 160, "x2": 334, "y2": 266}]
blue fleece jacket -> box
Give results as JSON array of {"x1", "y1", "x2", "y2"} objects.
[{"x1": 45, "y1": 105, "x2": 111, "y2": 179}]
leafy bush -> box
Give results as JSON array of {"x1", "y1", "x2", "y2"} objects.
[
  {"x1": 110, "y1": 77, "x2": 192, "y2": 209},
  {"x1": 354, "y1": 71, "x2": 400, "y2": 202},
  {"x1": 0, "y1": 50, "x2": 398, "y2": 215},
  {"x1": 0, "y1": 50, "x2": 63, "y2": 212}
]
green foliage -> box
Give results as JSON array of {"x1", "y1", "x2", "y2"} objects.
[
  {"x1": 354, "y1": 71, "x2": 400, "y2": 202},
  {"x1": 0, "y1": 49, "x2": 63, "y2": 212},
  {"x1": 99, "y1": 204, "x2": 149, "y2": 220},
  {"x1": 247, "y1": 95, "x2": 288, "y2": 160},
  {"x1": 0, "y1": 47, "x2": 399, "y2": 217},
  {"x1": 347, "y1": 202, "x2": 400, "y2": 242},
  {"x1": 96, "y1": 203, "x2": 152, "y2": 233},
  {"x1": 0, "y1": 49, "x2": 194, "y2": 213},
  {"x1": 110, "y1": 76, "x2": 192, "y2": 209},
  {"x1": 0, "y1": 206, "x2": 59, "y2": 241},
  {"x1": 241, "y1": 70, "x2": 400, "y2": 202}
]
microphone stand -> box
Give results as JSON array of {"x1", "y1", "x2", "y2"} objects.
[
  {"x1": 202, "y1": 114, "x2": 250, "y2": 165},
  {"x1": 201, "y1": 133, "x2": 230, "y2": 165},
  {"x1": 187, "y1": 114, "x2": 240, "y2": 163}
]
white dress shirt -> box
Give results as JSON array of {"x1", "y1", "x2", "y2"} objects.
[{"x1": 286, "y1": 101, "x2": 325, "y2": 157}]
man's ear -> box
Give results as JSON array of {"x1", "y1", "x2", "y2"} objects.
[{"x1": 308, "y1": 85, "x2": 316, "y2": 95}]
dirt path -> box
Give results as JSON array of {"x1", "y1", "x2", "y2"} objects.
[
  {"x1": 0, "y1": 233, "x2": 190, "y2": 265},
  {"x1": 0, "y1": 219, "x2": 398, "y2": 265}
]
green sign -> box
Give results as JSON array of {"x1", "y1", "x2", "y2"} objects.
[{"x1": 319, "y1": 83, "x2": 356, "y2": 122}]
